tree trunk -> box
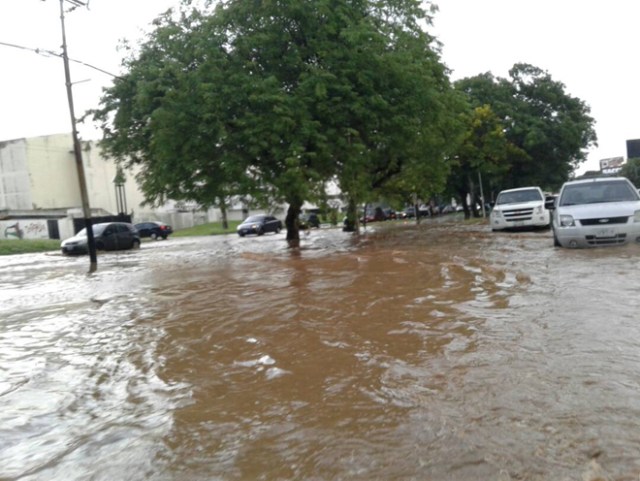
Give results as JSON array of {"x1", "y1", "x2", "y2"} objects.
[
  {"x1": 343, "y1": 197, "x2": 359, "y2": 233},
  {"x1": 219, "y1": 198, "x2": 229, "y2": 230},
  {"x1": 285, "y1": 203, "x2": 302, "y2": 248},
  {"x1": 467, "y1": 175, "x2": 480, "y2": 218},
  {"x1": 412, "y1": 193, "x2": 421, "y2": 225},
  {"x1": 457, "y1": 187, "x2": 471, "y2": 220}
]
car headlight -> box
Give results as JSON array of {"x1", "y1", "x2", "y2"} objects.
[
  {"x1": 491, "y1": 209, "x2": 502, "y2": 218},
  {"x1": 559, "y1": 214, "x2": 575, "y2": 227},
  {"x1": 535, "y1": 205, "x2": 543, "y2": 214},
  {"x1": 634, "y1": 210, "x2": 640, "y2": 222}
]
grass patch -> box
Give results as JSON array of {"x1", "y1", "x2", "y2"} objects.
[
  {"x1": 0, "y1": 239, "x2": 60, "y2": 256},
  {"x1": 172, "y1": 221, "x2": 242, "y2": 237}
]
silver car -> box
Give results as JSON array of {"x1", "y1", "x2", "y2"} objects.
[{"x1": 551, "y1": 176, "x2": 640, "y2": 248}]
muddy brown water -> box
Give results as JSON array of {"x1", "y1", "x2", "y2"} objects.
[{"x1": 2, "y1": 219, "x2": 640, "y2": 481}]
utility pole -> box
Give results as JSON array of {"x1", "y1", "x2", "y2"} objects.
[{"x1": 57, "y1": 0, "x2": 97, "y2": 272}]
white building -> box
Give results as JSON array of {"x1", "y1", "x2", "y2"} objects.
[
  {"x1": 0, "y1": 133, "x2": 343, "y2": 240},
  {"x1": 0, "y1": 133, "x2": 221, "y2": 240}
]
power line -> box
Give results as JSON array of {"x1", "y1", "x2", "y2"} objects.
[
  {"x1": 42, "y1": 0, "x2": 89, "y2": 7},
  {"x1": 0, "y1": 40, "x2": 120, "y2": 78}
]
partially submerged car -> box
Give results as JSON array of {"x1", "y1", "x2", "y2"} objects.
[
  {"x1": 237, "y1": 215, "x2": 282, "y2": 236},
  {"x1": 299, "y1": 213, "x2": 320, "y2": 229},
  {"x1": 551, "y1": 176, "x2": 640, "y2": 248},
  {"x1": 135, "y1": 221, "x2": 173, "y2": 240},
  {"x1": 61, "y1": 222, "x2": 140, "y2": 255},
  {"x1": 490, "y1": 186, "x2": 550, "y2": 231}
]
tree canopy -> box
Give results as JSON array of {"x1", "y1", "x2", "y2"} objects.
[
  {"x1": 453, "y1": 64, "x2": 598, "y2": 195},
  {"x1": 92, "y1": 0, "x2": 464, "y2": 244},
  {"x1": 620, "y1": 157, "x2": 640, "y2": 187},
  {"x1": 93, "y1": 1, "x2": 597, "y2": 237}
]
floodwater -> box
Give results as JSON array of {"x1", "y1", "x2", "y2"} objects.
[{"x1": 2, "y1": 219, "x2": 640, "y2": 481}]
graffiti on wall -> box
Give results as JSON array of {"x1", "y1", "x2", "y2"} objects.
[
  {"x1": 1, "y1": 220, "x2": 49, "y2": 240},
  {"x1": 4, "y1": 222, "x2": 23, "y2": 239}
]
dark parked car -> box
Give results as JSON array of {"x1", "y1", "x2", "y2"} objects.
[
  {"x1": 383, "y1": 208, "x2": 397, "y2": 220},
  {"x1": 135, "y1": 221, "x2": 173, "y2": 240},
  {"x1": 237, "y1": 215, "x2": 283, "y2": 236},
  {"x1": 299, "y1": 213, "x2": 320, "y2": 229},
  {"x1": 61, "y1": 222, "x2": 140, "y2": 255},
  {"x1": 401, "y1": 206, "x2": 431, "y2": 219},
  {"x1": 361, "y1": 206, "x2": 387, "y2": 223}
]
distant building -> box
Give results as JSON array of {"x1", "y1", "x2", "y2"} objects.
[
  {"x1": 1, "y1": 133, "x2": 345, "y2": 240},
  {"x1": 0, "y1": 133, "x2": 229, "y2": 239},
  {"x1": 627, "y1": 139, "x2": 640, "y2": 159}
]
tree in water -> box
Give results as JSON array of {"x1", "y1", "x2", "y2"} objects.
[{"x1": 93, "y1": 0, "x2": 463, "y2": 246}]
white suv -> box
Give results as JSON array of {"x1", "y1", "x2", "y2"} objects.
[{"x1": 490, "y1": 186, "x2": 550, "y2": 231}]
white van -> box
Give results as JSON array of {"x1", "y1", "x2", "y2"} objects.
[{"x1": 490, "y1": 186, "x2": 550, "y2": 231}]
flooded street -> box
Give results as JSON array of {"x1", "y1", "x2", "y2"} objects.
[{"x1": 3, "y1": 219, "x2": 640, "y2": 481}]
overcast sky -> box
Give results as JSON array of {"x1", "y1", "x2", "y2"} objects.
[{"x1": 1, "y1": 0, "x2": 638, "y2": 175}]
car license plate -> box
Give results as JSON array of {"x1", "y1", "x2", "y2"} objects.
[
  {"x1": 595, "y1": 228, "x2": 616, "y2": 238},
  {"x1": 513, "y1": 221, "x2": 524, "y2": 227}
]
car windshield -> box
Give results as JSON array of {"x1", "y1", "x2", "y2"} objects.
[
  {"x1": 559, "y1": 180, "x2": 638, "y2": 206},
  {"x1": 244, "y1": 216, "x2": 265, "y2": 223},
  {"x1": 496, "y1": 189, "x2": 542, "y2": 205},
  {"x1": 75, "y1": 224, "x2": 107, "y2": 237}
]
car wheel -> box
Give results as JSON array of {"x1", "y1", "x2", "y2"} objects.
[
  {"x1": 95, "y1": 241, "x2": 104, "y2": 250},
  {"x1": 257, "y1": 228, "x2": 264, "y2": 236},
  {"x1": 132, "y1": 239, "x2": 141, "y2": 249},
  {"x1": 162, "y1": 235, "x2": 168, "y2": 240},
  {"x1": 151, "y1": 233, "x2": 158, "y2": 240},
  {"x1": 275, "y1": 226, "x2": 281, "y2": 234},
  {"x1": 238, "y1": 232, "x2": 245, "y2": 237}
]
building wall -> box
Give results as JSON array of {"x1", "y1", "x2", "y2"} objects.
[
  {"x1": 0, "y1": 133, "x2": 276, "y2": 232},
  {"x1": 27, "y1": 134, "x2": 81, "y2": 209},
  {"x1": 0, "y1": 134, "x2": 151, "y2": 215},
  {"x1": 0, "y1": 138, "x2": 32, "y2": 210},
  {"x1": 80, "y1": 140, "x2": 148, "y2": 216}
]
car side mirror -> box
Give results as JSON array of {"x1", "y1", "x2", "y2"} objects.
[{"x1": 544, "y1": 197, "x2": 556, "y2": 210}]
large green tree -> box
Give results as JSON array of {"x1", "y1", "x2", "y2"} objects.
[
  {"x1": 93, "y1": 0, "x2": 462, "y2": 245},
  {"x1": 454, "y1": 64, "x2": 597, "y2": 192},
  {"x1": 448, "y1": 104, "x2": 514, "y2": 218},
  {"x1": 93, "y1": 8, "x2": 249, "y2": 228}
]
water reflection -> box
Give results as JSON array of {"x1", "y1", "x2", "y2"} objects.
[{"x1": 2, "y1": 222, "x2": 640, "y2": 480}]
